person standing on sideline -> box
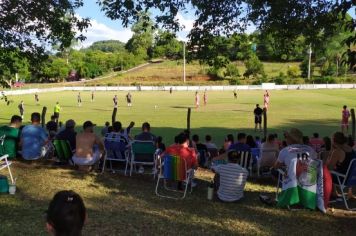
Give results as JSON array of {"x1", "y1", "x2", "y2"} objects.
[
  {"x1": 53, "y1": 102, "x2": 61, "y2": 123},
  {"x1": 34, "y1": 93, "x2": 39, "y2": 105},
  {"x1": 113, "y1": 95, "x2": 118, "y2": 108},
  {"x1": 126, "y1": 92, "x2": 132, "y2": 107},
  {"x1": 77, "y1": 92, "x2": 82, "y2": 106},
  {"x1": 18, "y1": 100, "x2": 25, "y2": 119},
  {"x1": 195, "y1": 91, "x2": 200, "y2": 109},
  {"x1": 263, "y1": 90, "x2": 270, "y2": 110},
  {"x1": 203, "y1": 90, "x2": 208, "y2": 106},
  {"x1": 169, "y1": 87, "x2": 173, "y2": 94},
  {"x1": 341, "y1": 105, "x2": 351, "y2": 134},
  {"x1": 91, "y1": 91, "x2": 94, "y2": 102},
  {"x1": 254, "y1": 104, "x2": 263, "y2": 132}
]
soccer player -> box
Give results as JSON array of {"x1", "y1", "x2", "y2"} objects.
[
  {"x1": 169, "y1": 87, "x2": 173, "y2": 94},
  {"x1": 341, "y1": 105, "x2": 351, "y2": 134},
  {"x1": 195, "y1": 91, "x2": 200, "y2": 108},
  {"x1": 18, "y1": 100, "x2": 24, "y2": 119},
  {"x1": 233, "y1": 90, "x2": 237, "y2": 99},
  {"x1": 34, "y1": 93, "x2": 39, "y2": 105},
  {"x1": 77, "y1": 92, "x2": 82, "y2": 106},
  {"x1": 53, "y1": 102, "x2": 61, "y2": 123},
  {"x1": 126, "y1": 92, "x2": 132, "y2": 107},
  {"x1": 203, "y1": 90, "x2": 208, "y2": 106},
  {"x1": 254, "y1": 104, "x2": 263, "y2": 132},
  {"x1": 113, "y1": 95, "x2": 118, "y2": 108},
  {"x1": 263, "y1": 90, "x2": 270, "y2": 110},
  {"x1": 91, "y1": 91, "x2": 94, "y2": 102}
]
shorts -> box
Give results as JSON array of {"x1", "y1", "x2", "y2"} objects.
[
  {"x1": 255, "y1": 115, "x2": 262, "y2": 124},
  {"x1": 73, "y1": 152, "x2": 100, "y2": 166},
  {"x1": 53, "y1": 112, "x2": 59, "y2": 118}
]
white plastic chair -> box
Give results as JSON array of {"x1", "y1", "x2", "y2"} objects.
[
  {"x1": 330, "y1": 159, "x2": 356, "y2": 211},
  {"x1": 0, "y1": 154, "x2": 14, "y2": 184},
  {"x1": 102, "y1": 137, "x2": 129, "y2": 175}
]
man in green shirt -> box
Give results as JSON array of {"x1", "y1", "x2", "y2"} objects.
[
  {"x1": 0, "y1": 115, "x2": 22, "y2": 159},
  {"x1": 53, "y1": 102, "x2": 61, "y2": 123}
]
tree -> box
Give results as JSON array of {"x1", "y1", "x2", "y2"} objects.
[
  {"x1": 125, "y1": 13, "x2": 154, "y2": 59},
  {"x1": 244, "y1": 54, "x2": 264, "y2": 78},
  {"x1": 153, "y1": 31, "x2": 182, "y2": 59},
  {"x1": 99, "y1": 0, "x2": 355, "y2": 68},
  {"x1": 0, "y1": 0, "x2": 89, "y2": 86}
]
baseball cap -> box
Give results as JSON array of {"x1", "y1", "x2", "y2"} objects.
[
  {"x1": 65, "y1": 119, "x2": 76, "y2": 128},
  {"x1": 285, "y1": 128, "x2": 303, "y2": 143},
  {"x1": 83, "y1": 120, "x2": 96, "y2": 129}
]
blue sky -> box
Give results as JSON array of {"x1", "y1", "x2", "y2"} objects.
[
  {"x1": 76, "y1": 1, "x2": 355, "y2": 48},
  {"x1": 76, "y1": 0, "x2": 195, "y2": 47}
]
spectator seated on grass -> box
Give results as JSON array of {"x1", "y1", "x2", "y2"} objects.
[
  {"x1": 228, "y1": 133, "x2": 250, "y2": 152},
  {"x1": 46, "y1": 115, "x2": 58, "y2": 140},
  {"x1": 134, "y1": 122, "x2": 156, "y2": 142},
  {"x1": 221, "y1": 134, "x2": 234, "y2": 153},
  {"x1": 121, "y1": 121, "x2": 135, "y2": 141},
  {"x1": 105, "y1": 121, "x2": 129, "y2": 145},
  {"x1": 0, "y1": 115, "x2": 22, "y2": 160},
  {"x1": 101, "y1": 121, "x2": 110, "y2": 136},
  {"x1": 165, "y1": 132, "x2": 198, "y2": 171},
  {"x1": 273, "y1": 128, "x2": 317, "y2": 172},
  {"x1": 246, "y1": 135, "x2": 257, "y2": 149},
  {"x1": 20, "y1": 112, "x2": 49, "y2": 160},
  {"x1": 205, "y1": 135, "x2": 218, "y2": 149},
  {"x1": 156, "y1": 136, "x2": 166, "y2": 153},
  {"x1": 72, "y1": 121, "x2": 104, "y2": 169},
  {"x1": 259, "y1": 134, "x2": 279, "y2": 169},
  {"x1": 192, "y1": 134, "x2": 208, "y2": 167},
  {"x1": 211, "y1": 150, "x2": 249, "y2": 202},
  {"x1": 310, "y1": 133, "x2": 324, "y2": 153},
  {"x1": 326, "y1": 132, "x2": 355, "y2": 199},
  {"x1": 55, "y1": 119, "x2": 77, "y2": 151},
  {"x1": 46, "y1": 190, "x2": 86, "y2": 236}
]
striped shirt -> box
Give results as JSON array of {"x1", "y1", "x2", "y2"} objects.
[{"x1": 213, "y1": 163, "x2": 248, "y2": 202}]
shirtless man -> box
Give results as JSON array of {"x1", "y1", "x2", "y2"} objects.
[
  {"x1": 72, "y1": 121, "x2": 104, "y2": 167},
  {"x1": 341, "y1": 105, "x2": 351, "y2": 134}
]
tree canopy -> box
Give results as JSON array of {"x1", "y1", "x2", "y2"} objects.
[{"x1": 98, "y1": 0, "x2": 355, "y2": 68}]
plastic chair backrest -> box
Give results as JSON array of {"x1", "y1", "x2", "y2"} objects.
[
  {"x1": 345, "y1": 159, "x2": 356, "y2": 186},
  {"x1": 53, "y1": 140, "x2": 64, "y2": 160},
  {"x1": 251, "y1": 148, "x2": 260, "y2": 159},
  {"x1": 60, "y1": 140, "x2": 72, "y2": 160},
  {"x1": 0, "y1": 135, "x2": 6, "y2": 155},
  {"x1": 132, "y1": 141, "x2": 156, "y2": 155},
  {"x1": 104, "y1": 138, "x2": 126, "y2": 159},
  {"x1": 163, "y1": 155, "x2": 187, "y2": 181},
  {"x1": 239, "y1": 151, "x2": 252, "y2": 170}
]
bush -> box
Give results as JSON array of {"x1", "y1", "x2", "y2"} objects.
[
  {"x1": 274, "y1": 72, "x2": 287, "y2": 85},
  {"x1": 225, "y1": 63, "x2": 240, "y2": 78},
  {"x1": 320, "y1": 60, "x2": 337, "y2": 76},
  {"x1": 300, "y1": 58, "x2": 314, "y2": 78},
  {"x1": 287, "y1": 65, "x2": 300, "y2": 78},
  {"x1": 243, "y1": 54, "x2": 264, "y2": 78},
  {"x1": 312, "y1": 76, "x2": 336, "y2": 84}
]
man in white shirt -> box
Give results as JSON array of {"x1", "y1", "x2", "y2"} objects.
[
  {"x1": 274, "y1": 128, "x2": 317, "y2": 169},
  {"x1": 212, "y1": 152, "x2": 249, "y2": 202}
]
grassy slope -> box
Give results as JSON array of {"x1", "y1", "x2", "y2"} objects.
[{"x1": 1, "y1": 90, "x2": 356, "y2": 235}]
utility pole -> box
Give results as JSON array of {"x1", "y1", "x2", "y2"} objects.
[
  {"x1": 183, "y1": 41, "x2": 186, "y2": 83},
  {"x1": 307, "y1": 44, "x2": 312, "y2": 80}
]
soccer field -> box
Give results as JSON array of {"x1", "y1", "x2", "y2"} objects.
[{"x1": 2, "y1": 89, "x2": 355, "y2": 144}]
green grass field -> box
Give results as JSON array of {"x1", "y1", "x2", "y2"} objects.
[
  {"x1": 1, "y1": 89, "x2": 355, "y2": 145},
  {"x1": 1, "y1": 89, "x2": 356, "y2": 235}
]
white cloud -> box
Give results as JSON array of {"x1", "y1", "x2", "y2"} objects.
[
  {"x1": 175, "y1": 13, "x2": 194, "y2": 32},
  {"x1": 77, "y1": 19, "x2": 133, "y2": 48}
]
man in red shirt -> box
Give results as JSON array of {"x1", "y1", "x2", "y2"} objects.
[{"x1": 165, "y1": 132, "x2": 198, "y2": 170}]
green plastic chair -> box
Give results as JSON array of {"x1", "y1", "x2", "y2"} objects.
[
  {"x1": 53, "y1": 139, "x2": 72, "y2": 162},
  {"x1": 130, "y1": 141, "x2": 157, "y2": 177}
]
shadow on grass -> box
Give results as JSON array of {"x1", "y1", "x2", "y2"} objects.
[{"x1": 2, "y1": 162, "x2": 356, "y2": 235}]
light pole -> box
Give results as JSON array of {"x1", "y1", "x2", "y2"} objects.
[
  {"x1": 183, "y1": 41, "x2": 186, "y2": 83},
  {"x1": 307, "y1": 44, "x2": 312, "y2": 80}
]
